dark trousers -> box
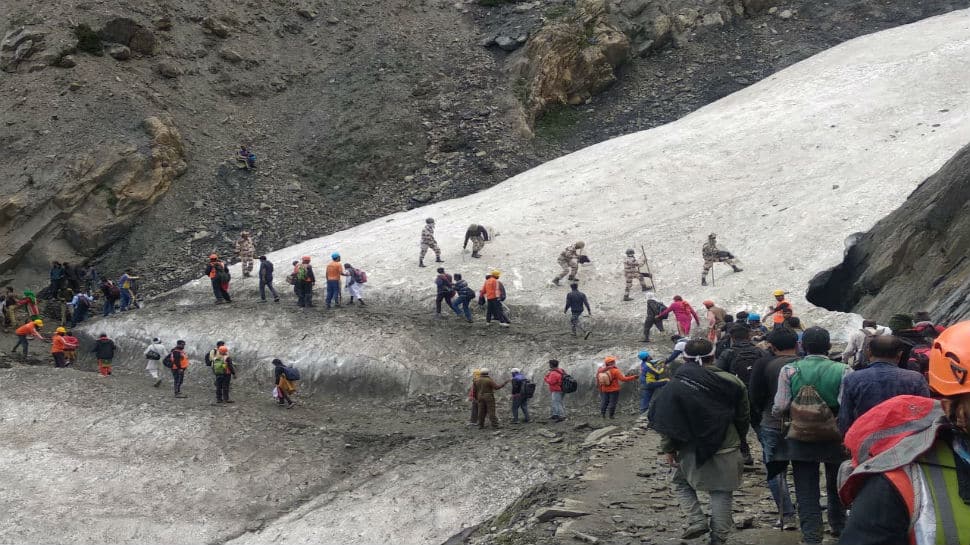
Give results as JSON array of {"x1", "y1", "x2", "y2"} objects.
[
  {"x1": 435, "y1": 292, "x2": 455, "y2": 314},
  {"x1": 511, "y1": 395, "x2": 530, "y2": 422},
  {"x1": 739, "y1": 435, "x2": 752, "y2": 461},
  {"x1": 477, "y1": 395, "x2": 499, "y2": 428},
  {"x1": 600, "y1": 391, "x2": 620, "y2": 417},
  {"x1": 791, "y1": 461, "x2": 845, "y2": 543},
  {"x1": 215, "y1": 374, "x2": 231, "y2": 401},
  {"x1": 326, "y1": 280, "x2": 340, "y2": 307},
  {"x1": 103, "y1": 299, "x2": 116, "y2": 316},
  {"x1": 12, "y1": 335, "x2": 28, "y2": 356},
  {"x1": 643, "y1": 314, "x2": 664, "y2": 341},
  {"x1": 485, "y1": 299, "x2": 509, "y2": 323},
  {"x1": 296, "y1": 282, "x2": 313, "y2": 307},
  {"x1": 639, "y1": 381, "x2": 666, "y2": 413},
  {"x1": 210, "y1": 279, "x2": 231, "y2": 302},
  {"x1": 71, "y1": 305, "x2": 88, "y2": 326},
  {"x1": 469, "y1": 400, "x2": 479, "y2": 423},
  {"x1": 172, "y1": 369, "x2": 185, "y2": 395},
  {"x1": 259, "y1": 279, "x2": 279, "y2": 300},
  {"x1": 53, "y1": 352, "x2": 66, "y2": 367}
]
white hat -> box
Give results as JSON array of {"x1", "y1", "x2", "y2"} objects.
[{"x1": 510, "y1": 367, "x2": 521, "y2": 374}]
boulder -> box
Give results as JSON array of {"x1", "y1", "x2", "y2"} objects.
[
  {"x1": 202, "y1": 16, "x2": 232, "y2": 38},
  {"x1": 1, "y1": 27, "x2": 47, "y2": 73},
  {"x1": 156, "y1": 60, "x2": 182, "y2": 78},
  {"x1": 99, "y1": 17, "x2": 156, "y2": 54},
  {"x1": 742, "y1": 0, "x2": 777, "y2": 15},
  {"x1": 582, "y1": 425, "x2": 619, "y2": 446},
  {"x1": 495, "y1": 36, "x2": 519, "y2": 52},
  {"x1": 108, "y1": 44, "x2": 131, "y2": 61},
  {"x1": 153, "y1": 16, "x2": 173, "y2": 31},
  {"x1": 219, "y1": 48, "x2": 243, "y2": 63}
]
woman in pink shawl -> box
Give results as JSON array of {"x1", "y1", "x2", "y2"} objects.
[{"x1": 656, "y1": 295, "x2": 700, "y2": 336}]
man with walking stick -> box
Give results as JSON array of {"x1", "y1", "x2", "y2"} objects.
[
  {"x1": 622, "y1": 249, "x2": 652, "y2": 302},
  {"x1": 701, "y1": 233, "x2": 742, "y2": 286}
]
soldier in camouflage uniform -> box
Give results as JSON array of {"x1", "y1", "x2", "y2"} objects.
[
  {"x1": 701, "y1": 233, "x2": 741, "y2": 286},
  {"x1": 622, "y1": 249, "x2": 652, "y2": 301},
  {"x1": 419, "y1": 218, "x2": 443, "y2": 268},
  {"x1": 551, "y1": 241, "x2": 585, "y2": 286},
  {"x1": 462, "y1": 224, "x2": 490, "y2": 258},
  {"x1": 235, "y1": 231, "x2": 256, "y2": 277}
]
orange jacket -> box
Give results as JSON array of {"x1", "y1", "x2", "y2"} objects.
[
  {"x1": 169, "y1": 349, "x2": 190, "y2": 370},
  {"x1": 596, "y1": 365, "x2": 636, "y2": 393},
  {"x1": 51, "y1": 334, "x2": 67, "y2": 354},
  {"x1": 482, "y1": 277, "x2": 501, "y2": 300},
  {"x1": 15, "y1": 322, "x2": 41, "y2": 338},
  {"x1": 326, "y1": 261, "x2": 343, "y2": 281}
]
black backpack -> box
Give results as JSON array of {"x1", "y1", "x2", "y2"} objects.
[
  {"x1": 522, "y1": 379, "x2": 537, "y2": 399},
  {"x1": 728, "y1": 344, "x2": 766, "y2": 384},
  {"x1": 560, "y1": 373, "x2": 578, "y2": 394}
]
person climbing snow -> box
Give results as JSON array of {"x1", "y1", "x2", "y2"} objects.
[
  {"x1": 656, "y1": 295, "x2": 700, "y2": 336},
  {"x1": 235, "y1": 231, "x2": 256, "y2": 278},
  {"x1": 462, "y1": 224, "x2": 490, "y2": 258},
  {"x1": 205, "y1": 254, "x2": 232, "y2": 303},
  {"x1": 564, "y1": 282, "x2": 592, "y2": 338},
  {"x1": 622, "y1": 249, "x2": 652, "y2": 301},
  {"x1": 551, "y1": 241, "x2": 586, "y2": 286},
  {"x1": 419, "y1": 218, "x2": 443, "y2": 267},
  {"x1": 343, "y1": 263, "x2": 366, "y2": 306},
  {"x1": 642, "y1": 293, "x2": 668, "y2": 343},
  {"x1": 701, "y1": 233, "x2": 742, "y2": 286}
]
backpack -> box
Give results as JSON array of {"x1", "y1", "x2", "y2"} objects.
[
  {"x1": 596, "y1": 369, "x2": 613, "y2": 387},
  {"x1": 355, "y1": 269, "x2": 368, "y2": 283},
  {"x1": 786, "y1": 385, "x2": 841, "y2": 442},
  {"x1": 283, "y1": 366, "x2": 301, "y2": 381},
  {"x1": 109, "y1": 284, "x2": 121, "y2": 298},
  {"x1": 77, "y1": 295, "x2": 91, "y2": 310},
  {"x1": 296, "y1": 264, "x2": 308, "y2": 281},
  {"x1": 728, "y1": 344, "x2": 766, "y2": 384},
  {"x1": 522, "y1": 379, "x2": 536, "y2": 399},
  {"x1": 560, "y1": 372, "x2": 578, "y2": 394},
  {"x1": 211, "y1": 355, "x2": 228, "y2": 375},
  {"x1": 215, "y1": 263, "x2": 230, "y2": 283},
  {"x1": 907, "y1": 345, "x2": 931, "y2": 374},
  {"x1": 286, "y1": 273, "x2": 296, "y2": 285},
  {"x1": 63, "y1": 336, "x2": 79, "y2": 350},
  {"x1": 498, "y1": 282, "x2": 507, "y2": 302},
  {"x1": 162, "y1": 351, "x2": 176, "y2": 369},
  {"x1": 854, "y1": 329, "x2": 877, "y2": 368},
  {"x1": 145, "y1": 349, "x2": 161, "y2": 360}
]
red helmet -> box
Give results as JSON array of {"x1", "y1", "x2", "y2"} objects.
[
  {"x1": 927, "y1": 321, "x2": 970, "y2": 397},
  {"x1": 217, "y1": 346, "x2": 229, "y2": 355}
]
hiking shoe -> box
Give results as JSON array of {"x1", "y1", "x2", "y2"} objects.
[
  {"x1": 681, "y1": 523, "x2": 709, "y2": 540},
  {"x1": 286, "y1": 402, "x2": 295, "y2": 409},
  {"x1": 358, "y1": 300, "x2": 365, "y2": 306},
  {"x1": 641, "y1": 286, "x2": 649, "y2": 292},
  {"x1": 419, "y1": 261, "x2": 426, "y2": 268},
  {"x1": 175, "y1": 393, "x2": 188, "y2": 398},
  {"x1": 701, "y1": 277, "x2": 708, "y2": 286},
  {"x1": 435, "y1": 258, "x2": 444, "y2": 263},
  {"x1": 258, "y1": 299, "x2": 267, "y2": 303},
  {"x1": 733, "y1": 266, "x2": 743, "y2": 273},
  {"x1": 743, "y1": 454, "x2": 754, "y2": 466},
  {"x1": 623, "y1": 295, "x2": 633, "y2": 302},
  {"x1": 772, "y1": 516, "x2": 798, "y2": 531},
  {"x1": 471, "y1": 252, "x2": 481, "y2": 258},
  {"x1": 274, "y1": 298, "x2": 280, "y2": 302},
  {"x1": 499, "y1": 322, "x2": 510, "y2": 327}
]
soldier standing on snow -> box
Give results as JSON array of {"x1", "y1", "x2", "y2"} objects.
[
  {"x1": 235, "y1": 231, "x2": 256, "y2": 277},
  {"x1": 622, "y1": 249, "x2": 652, "y2": 301},
  {"x1": 462, "y1": 224, "x2": 490, "y2": 258},
  {"x1": 551, "y1": 241, "x2": 586, "y2": 286},
  {"x1": 701, "y1": 233, "x2": 742, "y2": 286},
  {"x1": 419, "y1": 218, "x2": 443, "y2": 268}
]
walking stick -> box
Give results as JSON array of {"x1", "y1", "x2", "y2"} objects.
[
  {"x1": 710, "y1": 261, "x2": 716, "y2": 287},
  {"x1": 640, "y1": 245, "x2": 657, "y2": 291}
]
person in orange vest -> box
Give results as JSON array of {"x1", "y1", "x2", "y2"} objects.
[
  {"x1": 765, "y1": 290, "x2": 792, "y2": 330},
  {"x1": 325, "y1": 253, "x2": 344, "y2": 309},
  {"x1": 838, "y1": 321, "x2": 970, "y2": 545},
  {"x1": 51, "y1": 326, "x2": 69, "y2": 367},
  {"x1": 167, "y1": 340, "x2": 190, "y2": 398},
  {"x1": 480, "y1": 270, "x2": 510, "y2": 327},
  {"x1": 12, "y1": 319, "x2": 45, "y2": 356},
  {"x1": 205, "y1": 254, "x2": 232, "y2": 303},
  {"x1": 596, "y1": 356, "x2": 637, "y2": 419}
]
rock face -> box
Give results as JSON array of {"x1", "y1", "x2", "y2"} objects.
[
  {"x1": 510, "y1": 0, "x2": 630, "y2": 125},
  {"x1": 0, "y1": 27, "x2": 71, "y2": 73},
  {"x1": 807, "y1": 142, "x2": 970, "y2": 325},
  {"x1": 0, "y1": 116, "x2": 186, "y2": 276}
]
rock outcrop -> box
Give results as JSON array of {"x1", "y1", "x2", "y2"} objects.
[
  {"x1": 807, "y1": 142, "x2": 970, "y2": 325},
  {"x1": 0, "y1": 116, "x2": 186, "y2": 278},
  {"x1": 509, "y1": 0, "x2": 630, "y2": 125}
]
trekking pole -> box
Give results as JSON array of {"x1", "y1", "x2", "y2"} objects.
[
  {"x1": 710, "y1": 262, "x2": 716, "y2": 287},
  {"x1": 640, "y1": 245, "x2": 657, "y2": 291}
]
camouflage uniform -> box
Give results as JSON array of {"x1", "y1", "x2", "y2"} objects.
[
  {"x1": 554, "y1": 244, "x2": 582, "y2": 283},
  {"x1": 419, "y1": 223, "x2": 441, "y2": 262},
  {"x1": 463, "y1": 224, "x2": 489, "y2": 256},
  {"x1": 624, "y1": 256, "x2": 649, "y2": 296},
  {"x1": 701, "y1": 237, "x2": 739, "y2": 284},
  {"x1": 235, "y1": 234, "x2": 256, "y2": 277}
]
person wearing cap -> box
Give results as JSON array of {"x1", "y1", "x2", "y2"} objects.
[
  {"x1": 205, "y1": 253, "x2": 232, "y2": 303},
  {"x1": 637, "y1": 350, "x2": 668, "y2": 413},
  {"x1": 509, "y1": 368, "x2": 531, "y2": 424},
  {"x1": 210, "y1": 345, "x2": 236, "y2": 404},
  {"x1": 144, "y1": 337, "x2": 167, "y2": 387},
  {"x1": 622, "y1": 249, "x2": 652, "y2": 301},
  {"x1": 474, "y1": 368, "x2": 508, "y2": 429},
  {"x1": 551, "y1": 241, "x2": 585, "y2": 286},
  {"x1": 12, "y1": 319, "x2": 45, "y2": 357},
  {"x1": 648, "y1": 339, "x2": 750, "y2": 545},
  {"x1": 235, "y1": 231, "x2": 256, "y2": 277},
  {"x1": 452, "y1": 273, "x2": 475, "y2": 322},
  {"x1": 596, "y1": 356, "x2": 637, "y2": 419},
  {"x1": 257, "y1": 256, "x2": 280, "y2": 303},
  {"x1": 419, "y1": 217, "x2": 443, "y2": 268},
  {"x1": 51, "y1": 326, "x2": 69, "y2": 367},
  {"x1": 771, "y1": 326, "x2": 852, "y2": 545},
  {"x1": 544, "y1": 359, "x2": 568, "y2": 422},
  {"x1": 764, "y1": 290, "x2": 792, "y2": 329},
  {"x1": 747, "y1": 313, "x2": 768, "y2": 341},
  {"x1": 434, "y1": 266, "x2": 459, "y2": 319},
  {"x1": 325, "y1": 253, "x2": 344, "y2": 309},
  {"x1": 480, "y1": 271, "x2": 510, "y2": 327},
  {"x1": 293, "y1": 256, "x2": 316, "y2": 308},
  {"x1": 701, "y1": 233, "x2": 742, "y2": 286},
  {"x1": 168, "y1": 340, "x2": 190, "y2": 398},
  {"x1": 703, "y1": 300, "x2": 727, "y2": 342},
  {"x1": 838, "y1": 321, "x2": 970, "y2": 545},
  {"x1": 92, "y1": 333, "x2": 117, "y2": 377}
]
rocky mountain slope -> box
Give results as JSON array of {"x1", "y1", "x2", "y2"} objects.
[
  {"x1": 807, "y1": 142, "x2": 970, "y2": 325},
  {"x1": 3, "y1": 0, "x2": 968, "y2": 295}
]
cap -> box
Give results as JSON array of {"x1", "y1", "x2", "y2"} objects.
[
  {"x1": 55, "y1": 326, "x2": 67, "y2": 333},
  {"x1": 702, "y1": 300, "x2": 714, "y2": 307},
  {"x1": 491, "y1": 269, "x2": 501, "y2": 278},
  {"x1": 33, "y1": 319, "x2": 43, "y2": 327},
  {"x1": 510, "y1": 367, "x2": 521, "y2": 374},
  {"x1": 426, "y1": 217, "x2": 435, "y2": 224},
  {"x1": 604, "y1": 356, "x2": 616, "y2": 364},
  {"x1": 773, "y1": 289, "x2": 785, "y2": 297},
  {"x1": 331, "y1": 252, "x2": 340, "y2": 260},
  {"x1": 152, "y1": 337, "x2": 160, "y2": 343}
]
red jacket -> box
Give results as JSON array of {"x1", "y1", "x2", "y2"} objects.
[
  {"x1": 544, "y1": 368, "x2": 564, "y2": 392},
  {"x1": 596, "y1": 365, "x2": 636, "y2": 393}
]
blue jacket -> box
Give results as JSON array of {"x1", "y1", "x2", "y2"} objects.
[
  {"x1": 640, "y1": 359, "x2": 668, "y2": 386},
  {"x1": 837, "y1": 361, "x2": 931, "y2": 434}
]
